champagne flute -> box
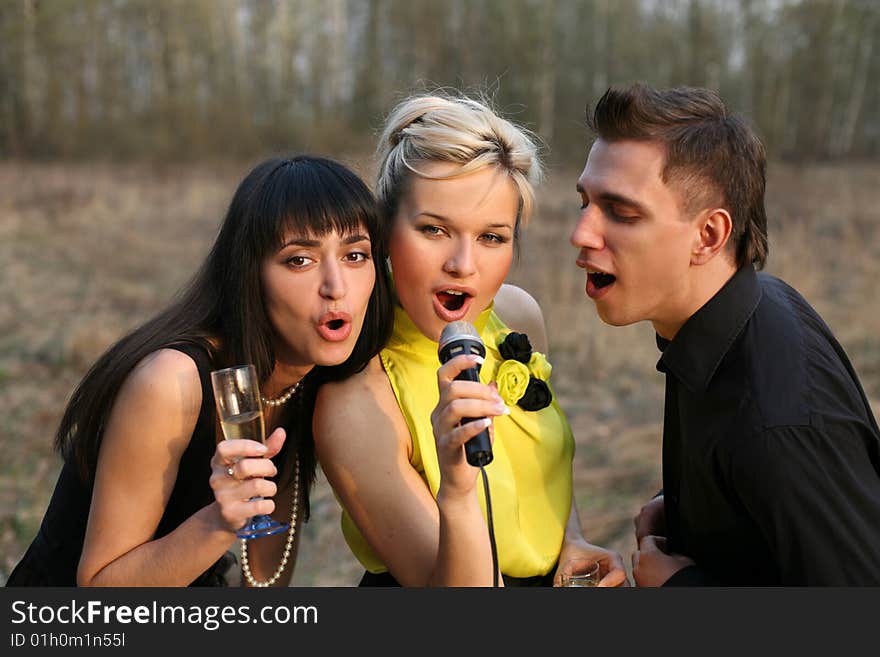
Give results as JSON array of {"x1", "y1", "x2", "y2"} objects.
[{"x1": 210, "y1": 364, "x2": 288, "y2": 539}]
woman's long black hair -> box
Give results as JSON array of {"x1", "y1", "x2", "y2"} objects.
[{"x1": 54, "y1": 155, "x2": 393, "y2": 515}]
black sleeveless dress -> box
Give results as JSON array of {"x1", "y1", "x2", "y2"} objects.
[{"x1": 6, "y1": 343, "x2": 236, "y2": 586}]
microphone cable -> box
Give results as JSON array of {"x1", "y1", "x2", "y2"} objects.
[{"x1": 479, "y1": 464, "x2": 499, "y2": 588}]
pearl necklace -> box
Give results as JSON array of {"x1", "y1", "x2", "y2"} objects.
[
  {"x1": 260, "y1": 380, "x2": 303, "y2": 407},
  {"x1": 240, "y1": 455, "x2": 299, "y2": 587}
]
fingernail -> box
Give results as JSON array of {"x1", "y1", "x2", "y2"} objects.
[
  {"x1": 256, "y1": 444, "x2": 268, "y2": 453},
  {"x1": 471, "y1": 355, "x2": 485, "y2": 365},
  {"x1": 494, "y1": 404, "x2": 510, "y2": 416},
  {"x1": 479, "y1": 418, "x2": 492, "y2": 428}
]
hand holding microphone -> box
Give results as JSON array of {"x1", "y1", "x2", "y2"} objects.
[
  {"x1": 435, "y1": 321, "x2": 507, "y2": 587},
  {"x1": 436, "y1": 321, "x2": 508, "y2": 468}
]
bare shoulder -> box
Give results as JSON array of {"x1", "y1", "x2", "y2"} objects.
[
  {"x1": 315, "y1": 357, "x2": 393, "y2": 420},
  {"x1": 314, "y1": 356, "x2": 411, "y2": 462},
  {"x1": 493, "y1": 283, "x2": 548, "y2": 354},
  {"x1": 315, "y1": 357, "x2": 401, "y2": 436},
  {"x1": 107, "y1": 348, "x2": 204, "y2": 450},
  {"x1": 128, "y1": 348, "x2": 201, "y2": 404}
]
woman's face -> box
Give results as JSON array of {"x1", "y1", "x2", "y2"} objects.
[
  {"x1": 261, "y1": 224, "x2": 376, "y2": 369},
  {"x1": 389, "y1": 162, "x2": 519, "y2": 342}
]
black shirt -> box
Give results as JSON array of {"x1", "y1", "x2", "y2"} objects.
[{"x1": 656, "y1": 266, "x2": 880, "y2": 585}]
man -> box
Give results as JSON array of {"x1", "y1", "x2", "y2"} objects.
[{"x1": 571, "y1": 83, "x2": 880, "y2": 585}]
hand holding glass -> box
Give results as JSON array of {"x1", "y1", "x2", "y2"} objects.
[
  {"x1": 210, "y1": 364, "x2": 287, "y2": 539},
  {"x1": 560, "y1": 559, "x2": 600, "y2": 587}
]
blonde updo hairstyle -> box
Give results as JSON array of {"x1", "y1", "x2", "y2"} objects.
[{"x1": 375, "y1": 93, "x2": 543, "y2": 239}]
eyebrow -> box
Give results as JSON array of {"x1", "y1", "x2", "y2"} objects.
[
  {"x1": 414, "y1": 212, "x2": 513, "y2": 230},
  {"x1": 576, "y1": 184, "x2": 647, "y2": 214},
  {"x1": 281, "y1": 233, "x2": 370, "y2": 248}
]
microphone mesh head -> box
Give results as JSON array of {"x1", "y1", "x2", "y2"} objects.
[{"x1": 438, "y1": 320, "x2": 482, "y2": 352}]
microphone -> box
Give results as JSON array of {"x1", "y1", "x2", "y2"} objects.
[{"x1": 438, "y1": 321, "x2": 493, "y2": 467}]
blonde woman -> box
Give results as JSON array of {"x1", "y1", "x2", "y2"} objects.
[{"x1": 314, "y1": 94, "x2": 626, "y2": 586}]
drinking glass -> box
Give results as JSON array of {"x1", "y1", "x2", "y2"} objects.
[
  {"x1": 210, "y1": 364, "x2": 288, "y2": 539},
  {"x1": 559, "y1": 559, "x2": 600, "y2": 587}
]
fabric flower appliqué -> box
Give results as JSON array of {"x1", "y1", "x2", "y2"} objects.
[
  {"x1": 496, "y1": 360, "x2": 531, "y2": 406},
  {"x1": 495, "y1": 332, "x2": 553, "y2": 411}
]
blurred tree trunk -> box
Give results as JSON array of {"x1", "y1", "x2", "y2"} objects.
[
  {"x1": 537, "y1": 0, "x2": 556, "y2": 145},
  {"x1": 353, "y1": 0, "x2": 383, "y2": 132},
  {"x1": 833, "y1": 7, "x2": 876, "y2": 157},
  {"x1": 812, "y1": 0, "x2": 845, "y2": 158},
  {"x1": 326, "y1": 0, "x2": 348, "y2": 113},
  {"x1": 592, "y1": 0, "x2": 609, "y2": 99},
  {"x1": 20, "y1": 0, "x2": 37, "y2": 153},
  {"x1": 0, "y1": 1, "x2": 28, "y2": 155}
]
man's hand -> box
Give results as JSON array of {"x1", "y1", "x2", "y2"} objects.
[
  {"x1": 633, "y1": 494, "x2": 666, "y2": 542},
  {"x1": 631, "y1": 535, "x2": 694, "y2": 587}
]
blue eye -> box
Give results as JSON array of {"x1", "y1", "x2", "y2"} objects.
[
  {"x1": 480, "y1": 233, "x2": 508, "y2": 244},
  {"x1": 419, "y1": 225, "x2": 445, "y2": 237}
]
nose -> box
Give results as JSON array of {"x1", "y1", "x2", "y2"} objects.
[
  {"x1": 570, "y1": 205, "x2": 605, "y2": 253},
  {"x1": 442, "y1": 238, "x2": 477, "y2": 278},
  {"x1": 319, "y1": 260, "x2": 347, "y2": 300}
]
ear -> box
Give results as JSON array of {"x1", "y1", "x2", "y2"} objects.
[{"x1": 691, "y1": 208, "x2": 732, "y2": 265}]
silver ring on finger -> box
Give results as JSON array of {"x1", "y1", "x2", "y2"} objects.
[{"x1": 225, "y1": 465, "x2": 235, "y2": 479}]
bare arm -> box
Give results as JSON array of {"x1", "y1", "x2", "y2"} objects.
[
  {"x1": 314, "y1": 357, "x2": 506, "y2": 586},
  {"x1": 78, "y1": 349, "x2": 241, "y2": 586},
  {"x1": 555, "y1": 496, "x2": 628, "y2": 587}
]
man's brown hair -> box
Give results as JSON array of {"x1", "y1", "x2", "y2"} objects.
[{"x1": 588, "y1": 83, "x2": 768, "y2": 269}]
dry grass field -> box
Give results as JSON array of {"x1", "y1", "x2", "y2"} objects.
[{"x1": 1, "y1": 159, "x2": 878, "y2": 585}]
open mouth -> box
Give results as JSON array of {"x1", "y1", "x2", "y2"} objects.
[
  {"x1": 432, "y1": 288, "x2": 474, "y2": 322},
  {"x1": 588, "y1": 271, "x2": 616, "y2": 289},
  {"x1": 437, "y1": 289, "x2": 469, "y2": 311},
  {"x1": 585, "y1": 269, "x2": 616, "y2": 300},
  {"x1": 316, "y1": 312, "x2": 352, "y2": 342}
]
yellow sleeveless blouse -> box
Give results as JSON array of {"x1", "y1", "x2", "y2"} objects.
[{"x1": 340, "y1": 304, "x2": 575, "y2": 579}]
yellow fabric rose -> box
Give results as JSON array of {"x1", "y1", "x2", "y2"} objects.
[
  {"x1": 496, "y1": 359, "x2": 531, "y2": 405},
  {"x1": 528, "y1": 352, "x2": 552, "y2": 381}
]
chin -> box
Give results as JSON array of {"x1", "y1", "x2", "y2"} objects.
[
  {"x1": 595, "y1": 304, "x2": 639, "y2": 328},
  {"x1": 411, "y1": 312, "x2": 444, "y2": 342},
  {"x1": 312, "y1": 344, "x2": 357, "y2": 367}
]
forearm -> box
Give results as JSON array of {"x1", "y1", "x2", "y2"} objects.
[
  {"x1": 432, "y1": 489, "x2": 498, "y2": 586},
  {"x1": 81, "y1": 503, "x2": 236, "y2": 586},
  {"x1": 563, "y1": 496, "x2": 587, "y2": 546}
]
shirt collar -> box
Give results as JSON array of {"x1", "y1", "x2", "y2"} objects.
[
  {"x1": 656, "y1": 266, "x2": 762, "y2": 393},
  {"x1": 388, "y1": 302, "x2": 494, "y2": 352}
]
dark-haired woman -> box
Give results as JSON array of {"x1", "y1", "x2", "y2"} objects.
[{"x1": 7, "y1": 156, "x2": 392, "y2": 586}]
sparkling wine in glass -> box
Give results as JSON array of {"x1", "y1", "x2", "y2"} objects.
[{"x1": 210, "y1": 364, "x2": 287, "y2": 539}]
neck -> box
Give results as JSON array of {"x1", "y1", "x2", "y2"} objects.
[
  {"x1": 264, "y1": 361, "x2": 312, "y2": 398},
  {"x1": 652, "y1": 257, "x2": 738, "y2": 341}
]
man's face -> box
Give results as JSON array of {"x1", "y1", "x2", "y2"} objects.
[{"x1": 570, "y1": 139, "x2": 702, "y2": 338}]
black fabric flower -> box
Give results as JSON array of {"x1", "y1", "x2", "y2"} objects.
[
  {"x1": 517, "y1": 377, "x2": 552, "y2": 411},
  {"x1": 498, "y1": 332, "x2": 532, "y2": 363}
]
